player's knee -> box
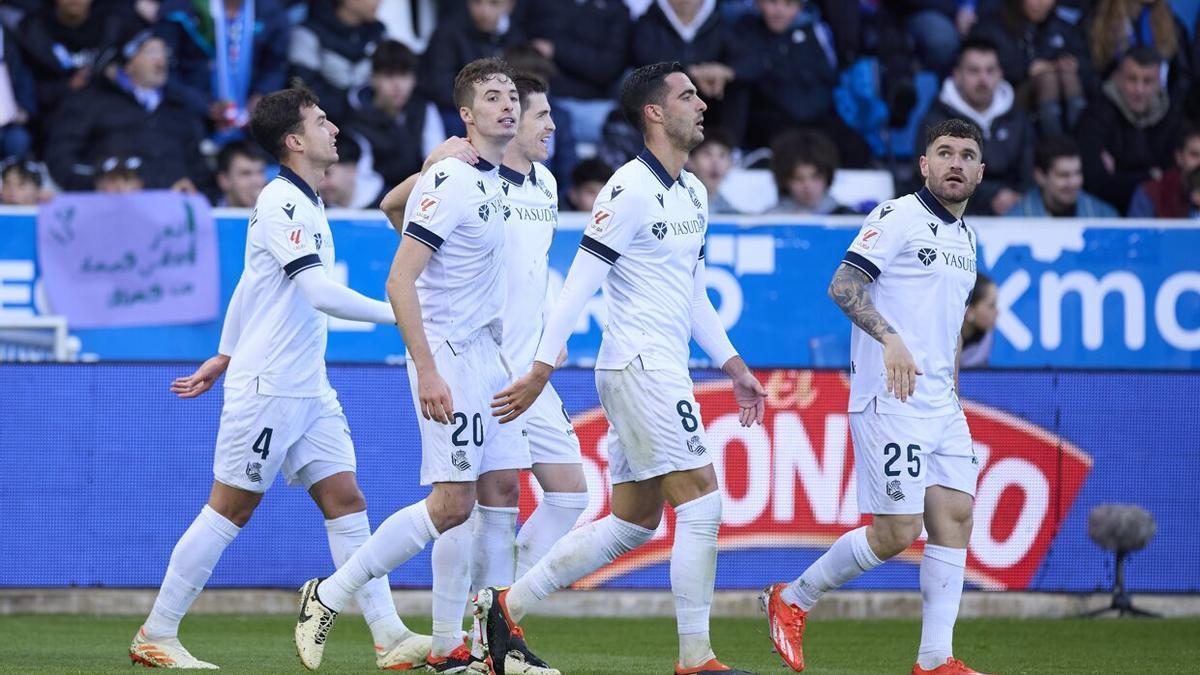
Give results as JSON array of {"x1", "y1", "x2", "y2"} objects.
[
  {"x1": 210, "y1": 500, "x2": 258, "y2": 527},
  {"x1": 870, "y1": 515, "x2": 924, "y2": 558},
  {"x1": 427, "y1": 484, "x2": 477, "y2": 531},
  {"x1": 324, "y1": 488, "x2": 367, "y2": 519},
  {"x1": 477, "y1": 470, "x2": 521, "y2": 507}
]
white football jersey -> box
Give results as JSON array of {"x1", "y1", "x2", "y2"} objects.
[
  {"x1": 402, "y1": 157, "x2": 506, "y2": 351},
  {"x1": 498, "y1": 162, "x2": 559, "y2": 372},
  {"x1": 224, "y1": 166, "x2": 335, "y2": 397},
  {"x1": 576, "y1": 147, "x2": 708, "y2": 375},
  {"x1": 842, "y1": 187, "x2": 978, "y2": 417}
]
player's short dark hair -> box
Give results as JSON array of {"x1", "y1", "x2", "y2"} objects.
[
  {"x1": 694, "y1": 127, "x2": 736, "y2": 154},
  {"x1": 770, "y1": 129, "x2": 840, "y2": 195},
  {"x1": 371, "y1": 40, "x2": 417, "y2": 76},
  {"x1": 923, "y1": 118, "x2": 984, "y2": 156},
  {"x1": 570, "y1": 157, "x2": 614, "y2": 186},
  {"x1": 1121, "y1": 45, "x2": 1164, "y2": 69},
  {"x1": 216, "y1": 140, "x2": 267, "y2": 174},
  {"x1": 453, "y1": 57, "x2": 517, "y2": 110},
  {"x1": 619, "y1": 61, "x2": 687, "y2": 134},
  {"x1": 1175, "y1": 123, "x2": 1200, "y2": 151},
  {"x1": 513, "y1": 73, "x2": 549, "y2": 112},
  {"x1": 956, "y1": 36, "x2": 1000, "y2": 68},
  {"x1": 1034, "y1": 135, "x2": 1080, "y2": 172},
  {"x1": 968, "y1": 272, "x2": 995, "y2": 307},
  {"x1": 250, "y1": 78, "x2": 320, "y2": 161}
]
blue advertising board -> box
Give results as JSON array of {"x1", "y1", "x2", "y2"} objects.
[
  {"x1": 0, "y1": 364, "x2": 1196, "y2": 592},
  {"x1": 1, "y1": 206, "x2": 1197, "y2": 368}
]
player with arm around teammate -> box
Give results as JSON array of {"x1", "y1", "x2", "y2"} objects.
[
  {"x1": 762, "y1": 118, "x2": 989, "y2": 675},
  {"x1": 477, "y1": 62, "x2": 767, "y2": 675},
  {"x1": 129, "y1": 80, "x2": 432, "y2": 670}
]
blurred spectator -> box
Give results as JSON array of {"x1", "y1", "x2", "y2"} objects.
[
  {"x1": 377, "y1": 0, "x2": 438, "y2": 53},
  {"x1": 686, "y1": 127, "x2": 739, "y2": 213},
  {"x1": 155, "y1": 0, "x2": 289, "y2": 133},
  {"x1": 1088, "y1": 0, "x2": 1190, "y2": 96},
  {"x1": 15, "y1": 0, "x2": 141, "y2": 117},
  {"x1": 1006, "y1": 135, "x2": 1120, "y2": 216},
  {"x1": 0, "y1": 27, "x2": 35, "y2": 159},
  {"x1": 596, "y1": 106, "x2": 643, "y2": 169},
  {"x1": 347, "y1": 40, "x2": 443, "y2": 199},
  {"x1": 93, "y1": 154, "x2": 145, "y2": 192},
  {"x1": 319, "y1": 133, "x2": 360, "y2": 208},
  {"x1": 214, "y1": 140, "x2": 266, "y2": 207},
  {"x1": 767, "y1": 129, "x2": 855, "y2": 215},
  {"x1": 918, "y1": 38, "x2": 1034, "y2": 215},
  {"x1": 503, "y1": 43, "x2": 578, "y2": 203},
  {"x1": 901, "y1": 0, "x2": 980, "y2": 76},
  {"x1": 1075, "y1": 46, "x2": 1182, "y2": 213},
  {"x1": 45, "y1": 32, "x2": 208, "y2": 192},
  {"x1": 1187, "y1": 166, "x2": 1200, "y2": 218},
  {"x1": 0, "y1": 157, "x2": 42, "y2": 204},
  {"x1": 566, "y1": 157, "x2": 613, "y2": 212},
  {"x1": 629, "y1": 0, "x2": 741, "y2": 128},
  {"x1": 419, "y1": 0, "x2": 523, "y2": 117},
  {"x1": 729, "y1": 0, "x2": 871, "y2": 167},
  {"x1": 1129, "y1": 124, "x2": 1200, "y2": 218},
  {"x1": 523, "y1": 0, "x2": 631, "y2": 144},
  {"x1": 289, "y1": 0, "x2": 385, "y2": 123},
  {"x1": 969, "y1": 0, "x2": 1091, "y2": 136},
  {"x1": 960, "y1": 272, "x2": 997, "y2": 369}
]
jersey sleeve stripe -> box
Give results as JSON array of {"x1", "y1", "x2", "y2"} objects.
[
  {"x1": 404, "y1": 222, "x2": 444, "y2": 250},
  {"x1": 842, "y1": 251, "x2": 880, "y2": 281},
  {"x1": 283, "y1": 253, "x2": 322, "y2": 278},
  {"x1": 579, "y1": 235, "x2": 620, "y2": 265}
]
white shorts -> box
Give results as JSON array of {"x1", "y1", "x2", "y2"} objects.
[
  {"x1": 408, "y1": 330, "x2": 529, "y2": 485},
  {"x1": 596, "y1": 359, "x2": 712, "y2": 484},
  {"x1": 520, "y1": 382, "x2": 581, "y2": 465},
  {"x1": 850, "y1": 399, "x2": 980, "y2": 515},
  {"x1": 213, "y1": 384, "x2": 356, "y2": 493}
]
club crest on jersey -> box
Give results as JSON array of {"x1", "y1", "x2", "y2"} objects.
[
  {"x1": 434, "y1": 171, "x2": 448, "y2": 188},
  {"x1": 282, "y1": 202, "x2": 296, "y2": 220},
  {"x1": 414, "y1": 194, "x2": 440, "y2": 225},
  {"x1": 917, "y1": 247, "x2": 937, "y2": 266},
  {"x1": 651, "y1": 222, "x2": 667, "y2": 240},
  {"x1": 589, "y1": 208, "x2": 613, "y2": 234},
  {"x1": 246, "y1": 462, "x2": 263, "y2": 483},
  {"x1": 687, "y1": 435, "x2": 707, "y2": 456},
  {"x1": 451, "y1": 450, "x2": 471, "y2": 471},
  {"x1": 288, "y1": 227, "x2": 305, "y2": 250},
  {"x1": 886, "y1": 479, "x2": 905, "y2": 501},
  {"x1": 855, "y1": 227, "x2": 882, "y2": 251},
  {"x1": 313, "y1": 233, "x2": 323, "y2": 250}
]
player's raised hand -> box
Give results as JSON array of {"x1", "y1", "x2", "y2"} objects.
[
  {"x1": 170, "y1": 354, "x2": 230, "y2": 399},
  {"x1": 732, "y1": 370, "x2": 766, "y2": 427},
  {"x1": 882, "y1": 334, "x2": 922, "y2": 402},
  {"x1": 417, "y1": 368, "x2": 455, "y2": 424},
  {"x1": 492, "y1": 363, "x2": 553, "y2": 424}
]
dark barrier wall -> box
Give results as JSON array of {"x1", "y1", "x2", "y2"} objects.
[{"x1": 1, "y1": 365, "x2": 1196, "y2": 592}]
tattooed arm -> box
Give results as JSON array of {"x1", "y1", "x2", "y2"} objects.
[{"x1": 828, "y1": 263, "x2": 922, "y2": 401}]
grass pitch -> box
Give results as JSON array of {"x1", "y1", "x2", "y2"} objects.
[{"x1": 0, "y1": 614, "x2": 1197, "y2": 673}]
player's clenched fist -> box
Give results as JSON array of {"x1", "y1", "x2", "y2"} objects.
[
  {"x1": 416, "y1": 367, "x2": 455, "y2": 424},
  {"x1": 882, "y1": 334, "x2": 922, "y2": 402}
]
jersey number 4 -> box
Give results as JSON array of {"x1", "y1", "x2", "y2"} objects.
[{"x1": 252, "y1": 427, "x2": 273, "y2": 460}]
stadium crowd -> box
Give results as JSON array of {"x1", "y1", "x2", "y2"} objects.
[{"x1": 0, "y1": 0, "x2": 1198, "y2": 217}]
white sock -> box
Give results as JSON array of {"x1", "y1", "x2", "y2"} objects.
[
  {"x1": 143, "y1": 506, "x2": 240, "y2": 639},
  {"x1": 671, "y1": 492, "x2": 722, "y2": 669},
  {"x1": 506, "y1": 515, "x2": 655, "y2": 622},
  {"x1": 782, "y1": 526, "x2": 883, "y2": 611},
  {"x1": 320, "y1": 500, "x2": 439, "y2": 612},
  {"x1": 917, "y1": 544, "x2": 967, "y2": 670},
  {"x1": 431, "y1": 508, "x2": 477, "y2": 657},
  {"x1": 324, "y1": 511, "x2": 411, "y2": 648},
  {"x1": 472, "y1": 505, "x2": 519, "y2": 589},
  {"x1": 515, "y1": 491, "x2": 589, "y2": 577}
]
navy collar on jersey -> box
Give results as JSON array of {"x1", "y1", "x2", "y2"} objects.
[
  {"x1": 915, "y1": 186, "x2": 959, "y2": 225},
  {"x1": 636, "y1": 146, "x2": 685, "y2": 190},
  {"x1": 498, "y1": 163, "x2": 537, "y2": 186},
  {"x1": 474, "y1": 157, "x2": 496, "y2": 172},
  {"x1": 277, "y1": 165, "x2": 320, "y2": 206}
]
